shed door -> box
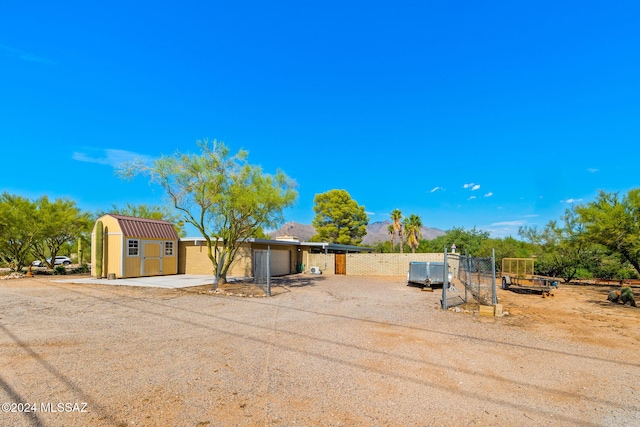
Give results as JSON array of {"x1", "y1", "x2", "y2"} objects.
[
  {"x1": 270, "y1": 250, "x2": 290, "y2": 276},
  {"x1": 335, "y1": 253, "x2": 346, "y2": 275},
  {"x1": 142, "y1": 241, "x2": 163, "y2": 276}
]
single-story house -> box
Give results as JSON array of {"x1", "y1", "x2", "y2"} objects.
[
  {"x1": 178, "y1": 237, "x2": 373, "y2": 277},
  {"x1": 92, "y1": 216, "x2": 373, "y2": 279}
]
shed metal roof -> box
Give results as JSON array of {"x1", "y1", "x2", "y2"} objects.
[{"x1": 109, "y1": 214, "x2": 179, "y2": 240}]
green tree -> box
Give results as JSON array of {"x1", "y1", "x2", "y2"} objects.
[
  {"x1": 574, "y1": 188, "x2": 640, "y2": 276},
  {"x1": 390, "y1": 209, "x2": 403, "y2": 253},
  {"x1": 372, "y1": 240, "x2": 392, "y2": 253},
  {"x1": 478, "y1": 236, "x2": 534, "y2": 270},
  {"x1": 519, "y1": 207, "x2": 595, "y2": 282},
  {"x1": 423, "y1": 227, "x2": 490, "y2": 255},
  {"x1": 31, "y1": 196, "x2": 92, "y2": 268},
  {"x1": 0, "y1": 193, "x2": 37, "y2": 271},
  {"x1": 118, "y1": 140, "x2": 297, "y2": 287},
  {"x1": 311, "y1": 189, "x2": 369, "y2": 245},
  {"x1": 404, "y1": 214, "x2": 423, "y2": 253},
  {"x1": 387, "y1": 224, "x2": 395, "y2": 250}
]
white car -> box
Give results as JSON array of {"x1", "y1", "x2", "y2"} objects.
[{"x1": 32, "y1": 256, "x2": 72, "y2": 267}]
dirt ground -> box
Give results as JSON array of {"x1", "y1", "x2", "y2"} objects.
[{"x1": 0, "y1": 274, "x2": 638, "y2": 427}]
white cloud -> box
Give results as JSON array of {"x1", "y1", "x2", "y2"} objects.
[
  {"x1": 430, "y1": 186, "x2": 441, "y2": 193},
  {"x1": 468, "y1": 195, "x2": 476, "y2": 200},
  {"x1": 562, "y1": 198, "x2": 583, "y2": 204},
  {"x1": 463, "y1": 183, "x2": 475, "y2": 189},
  {"x1": 365, "y1": 211, "x2": 376, "y2": 216},
  {"x1": 491, "y1": 220, "x2": 526, "y2": 227},
  {"x1": 484, "y1": 192, "x2": 493, "y2": 197},
  {"x1": 587, "y1": 168, "x2": 599, "y2": 173},
  {"x1": 73, "y1": 148, "x2": 154, "y2": 167}
]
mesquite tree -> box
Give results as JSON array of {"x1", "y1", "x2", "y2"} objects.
[{"x1": 118, "y1": 140, "x2": 297, "y2": 287}]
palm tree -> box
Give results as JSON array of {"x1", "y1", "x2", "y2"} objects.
[
  {"x1": 391, "y1": 209, "x2": 403, "y2": 254},
  {"x1": 404, "y1": 214, "x2": 423, "y2": 253},
  {"x1": 387, "y1": 224, "x2": 395, "y2": 253}
]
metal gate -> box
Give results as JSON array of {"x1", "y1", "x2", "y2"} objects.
[
  {"x1": 459, "y1": 252, "x2": 497, "y2": 306},
  {"x1": 441, "y1": 249, "x2": 497, "y2": 309},
  {"x1": 254, "y1": 248, "x2": 272, "y2": 297}
]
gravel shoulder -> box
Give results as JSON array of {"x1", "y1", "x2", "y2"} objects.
[{"x1": 0, "y1": 274, "x2": 638, "y2": 426}]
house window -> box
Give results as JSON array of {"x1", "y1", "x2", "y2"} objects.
[
  {"x1": 164, "y1": 241, "x2": 174, "y2": 256},
  {"x1": 127, "y1": 239, "x2": 139, "y2": 256}
]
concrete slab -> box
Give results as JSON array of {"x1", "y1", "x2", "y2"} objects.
[{"x1": 54, "y1": 274, "x2": 217, "y2": 289}]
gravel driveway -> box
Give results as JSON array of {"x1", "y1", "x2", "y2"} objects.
[{"x1": 0, "y1": 274, "x2": 638, "y2": 426}]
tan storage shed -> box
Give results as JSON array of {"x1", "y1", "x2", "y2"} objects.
[{"x1": 91, "y1": 214, "x2": 179, "y2": 279}]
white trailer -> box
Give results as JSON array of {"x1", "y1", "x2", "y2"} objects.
[{"x1": 407, "y1": 262, "x2": 453, "y2": 288}]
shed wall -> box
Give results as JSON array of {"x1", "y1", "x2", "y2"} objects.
[
  {"x1": 92, "y1": 215, "x2": 124, "y2": 278},
  {"x1": 104, "y1": 226, "x2": 124, "y2": 278}
]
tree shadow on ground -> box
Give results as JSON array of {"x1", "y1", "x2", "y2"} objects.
[
  {"x1": 267, "y1": 274, "x2": 326, "y2": 296},
  {"x1": 187, "y1": 274, "x2": 328, "y2": 297},
  {"x1": 271, "y1": 274, "x2": 326, "y2": 288},
  {"x1": 506, "y1": 288, "x2": 547, "y2": 295}
]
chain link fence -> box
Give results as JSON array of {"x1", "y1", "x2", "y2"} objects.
[{"x1": 457, "y1": 252, "x2": 497, "y2": 306}]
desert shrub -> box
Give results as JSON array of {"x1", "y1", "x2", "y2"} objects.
[
  {"x1": 621, "y1": 287, "x2": 637, "y2": 307},
  {"x1": 73, "y1": 263, "x2": 90, "y2": 274},
  {"x1": 53, "y1": 266, "x2": 67, "y2": 275}
]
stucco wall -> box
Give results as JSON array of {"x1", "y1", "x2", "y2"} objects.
[
  {"x1": 306, "y1": 253, "x2": 335, "y2": 275},
  {"x1": 179, "y1": 241, "x2": 253, "y2": 276}
]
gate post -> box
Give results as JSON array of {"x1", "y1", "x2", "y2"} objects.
[
  {"x1": 491, "y1": 248, "x2": 497, "y2": 305},
  {"x1": 465, "y1": 250, "x2": 470, "y2": 303},
  {"x1": 442, "y1": 247, "x2": 448, "y2": 310}
]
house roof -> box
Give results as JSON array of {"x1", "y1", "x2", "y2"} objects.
[
  {"x1": 180, "y1": 236, "x2": 374, "y2": 252},
  {"x1": 107, "y1": 214, "x2": 179, "y2": 240},
  {"x1": 296, "y1": 241, "x2": 374, "y2": 253}
]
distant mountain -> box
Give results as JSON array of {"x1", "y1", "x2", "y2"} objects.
[
  {"x1": 268, "y1": 221, "x2": 316, "y2": 241},
  {"x1": 362, "y1": 220, "x2": 445, "y2": 245},
  {"x1": 269, "y1": 220, "x2": 444, "y2": 245}
]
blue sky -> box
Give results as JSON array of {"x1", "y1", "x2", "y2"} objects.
[{"x1": 1, "y1": 1, "x2": 639, "y2": 238}]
